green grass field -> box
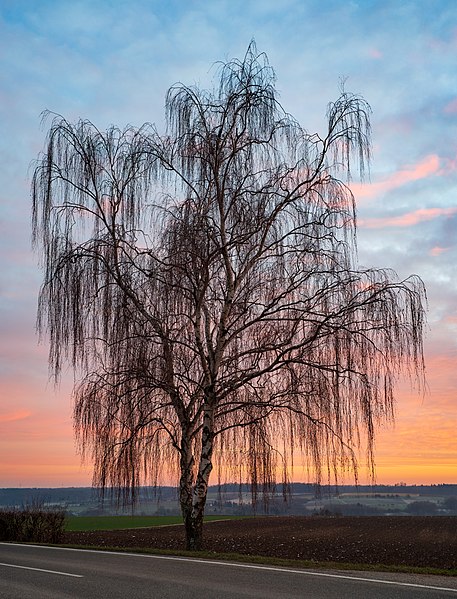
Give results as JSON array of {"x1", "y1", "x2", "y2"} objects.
[{"x1": 66, "y1": 515, "x2": 239, "y2": 532}]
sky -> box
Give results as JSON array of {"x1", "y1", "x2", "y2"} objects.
[{"x1": 0, "y1": 0, "x2": 456, "y2": 488}]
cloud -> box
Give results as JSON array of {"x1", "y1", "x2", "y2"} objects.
[
  {"x1": 0, "y1": 409, "x2": 31, "y2": 423},
  {"x1": 439, "y1": 155, "x2": 457, "y2": 175},
  {"x1": 429, "y1": 246, "x2": 450, "y2": 256},
  {"x1": 351, "y1": 155, "x2": 441, "y2": 201},
  {"x1": 360, "y1": 207, "x2": 457, "y2": 229},
  {"x1": 444, "y1": 98, "x2": 457, "y2": 114},
  {"x1": 368, "y1": 47, "x2": 383, "y2": 59}
]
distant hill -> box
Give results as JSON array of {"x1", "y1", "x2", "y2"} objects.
[{"x1": 1, "y1": 483, "x2": 456, "y2": 514}]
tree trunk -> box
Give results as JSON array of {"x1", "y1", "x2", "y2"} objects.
[
  {"x1": 178, "y1": 432, "x2": 196, "y2": 550},
  {"x1": 179, "y1": 407, "x2": 215, "y2": 551},
  {"x1": 183, "y1": 509, "x2": 204, "y2": 551}
]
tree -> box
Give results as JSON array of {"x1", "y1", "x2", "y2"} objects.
[{"x1": 32, "y1": 43, "x2": 426, "y2": 550}]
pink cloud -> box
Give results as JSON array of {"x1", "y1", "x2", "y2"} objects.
[
  {"x1": 351, "y1": 155, "x2": 441, "y2": 201},
  {"x1": 368, "y1": 48, "x2": 383, "y2": 59},
  {"x1": 430, "y1": 246, "x2": 450, "y2": 256},
  {"x1": 0, "y1": 409, "x2": 31, "y2": 423},
  {"x1": 360, "y1": 207, "x2": 457, "y2": 229},
  {"x1": 444, "y1": 98, "x2": 457, "y2": 114}
]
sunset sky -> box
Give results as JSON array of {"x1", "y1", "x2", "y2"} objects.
[{"x1": 0, "y1": 0, "x2": 456, "y2": 488}]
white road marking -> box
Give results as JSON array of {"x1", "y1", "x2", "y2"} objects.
[
  {"x1": 0, "y1": 561, "x2": 83, "y2": 578},
  {"x1": 1, "y1": 543, "x2": 455, "y2": 593},
  {"x1": 135, "y1": 555, "x2": 457, "y2": 594}
]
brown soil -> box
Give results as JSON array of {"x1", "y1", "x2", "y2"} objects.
[{"x1": 62, "y1": 516, "x2": 457, "y2": 570}]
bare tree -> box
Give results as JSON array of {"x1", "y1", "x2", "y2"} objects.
[{"x1": 32, "y1": 43, "x2": 426, "y2": 550}]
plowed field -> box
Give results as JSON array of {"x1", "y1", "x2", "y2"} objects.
[{"x1": 63, "y1": 516, "x2": 457, "y2": 569}]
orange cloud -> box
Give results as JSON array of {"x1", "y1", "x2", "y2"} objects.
[
  {"x1": 0, "y1": 409, "x2": 31, "y2": 423},
  {"x1": 360, "y1": 206, "x2": 457, "y2": 229},
  {"x1": 351, "y1": 154, "x2": 440, "y2": 201}
]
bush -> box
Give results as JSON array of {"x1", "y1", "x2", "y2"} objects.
[{"x1": 0, "y1": 505, "x2": 66, "y2": 543}]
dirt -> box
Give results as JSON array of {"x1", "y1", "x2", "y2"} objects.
[{"x1": 62, "y1": 516, "x2": 457, "y2": 569}]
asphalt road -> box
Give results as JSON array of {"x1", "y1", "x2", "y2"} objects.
[{"x1": 1, "y1": 543, "x2": 457, "y2": 599}]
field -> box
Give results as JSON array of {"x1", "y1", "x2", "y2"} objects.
[
  {"x1": 66, "y1": 515, "x2": 238, "y2": 531},
  {"x1": 62, "y1": 515, "x2": 457, "y2": 571}
]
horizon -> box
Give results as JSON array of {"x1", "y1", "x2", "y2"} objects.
[
  {"x1": 2, "y1": 481, "x2": 457, "y2": 491},
  {"x1": 1, "y1": 0, "x2": 456, "y2": 488}
]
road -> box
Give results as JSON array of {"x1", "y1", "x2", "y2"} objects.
[{"x1": 1, "y1": 543, "x2": 456, "y2": 598}]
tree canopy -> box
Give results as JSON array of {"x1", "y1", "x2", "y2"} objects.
[{"x1": 32, "y1": 43, "x2": 426, "y2": 549}]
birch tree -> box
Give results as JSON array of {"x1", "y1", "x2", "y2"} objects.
[{"x1": 32, "y1": 43, "x2": 426, "y2": 550}]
